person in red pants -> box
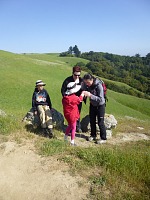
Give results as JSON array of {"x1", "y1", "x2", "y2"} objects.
[{"x1": 62, "y1": 82, "x2": 85, "y2": 146}]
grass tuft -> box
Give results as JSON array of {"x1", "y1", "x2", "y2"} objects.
[
  {"x1": 39, "y1": 139, "x2": 69, "y2": 156},
  {"x1": 0, "y1": 116, "x2": 22, "y2": 135}
]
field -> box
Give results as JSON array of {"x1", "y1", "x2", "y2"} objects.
[{"x1": 0, "y1": 50, "x2": 150, "y2": 199}]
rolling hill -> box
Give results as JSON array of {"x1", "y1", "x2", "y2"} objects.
[{"x1": 0, "y1": 50, "x2": 150, "y2": 122}]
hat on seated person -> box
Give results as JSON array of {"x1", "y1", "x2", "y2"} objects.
[
  {"x1": 35, "y1": 80, "x2": 46, "y2": 86},
  {"x1": 65, "y1": 82, "x2": 81, "y2": 95}
]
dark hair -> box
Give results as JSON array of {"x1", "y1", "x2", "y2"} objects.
[
  {"x1": 83, "y1": 73, "x2": 94, "y2": 80},
  {"x1": 73, "y1": 66, "x2": 81, "y2": 73}
]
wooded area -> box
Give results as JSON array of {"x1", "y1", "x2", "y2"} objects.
[{"x1": 60, "y1": 46, "x2": 150, "y2": 99}]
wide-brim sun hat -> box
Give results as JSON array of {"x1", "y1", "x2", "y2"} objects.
[
  {"x1": 65, "y1": 82, "x2": 81, "y2": 95},
  {"x1": 35, "y1": 80, "x2": 46, "y2": 86}
]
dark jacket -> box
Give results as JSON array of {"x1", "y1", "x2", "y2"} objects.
[
  {"x1": 32, "y1": 88, "x2": 52, "y2": 111},
  {"x1": 61, "y1": 76, "x2": 84, "y2": 97},
  {"x1": 87, "y1": 78, "x2": 105, "y2": 106}
]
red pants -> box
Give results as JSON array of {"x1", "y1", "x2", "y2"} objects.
[{"x1": 65, "y1": 121, "x2": 76, "y2": 140}]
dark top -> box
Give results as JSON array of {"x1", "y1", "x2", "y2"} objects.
[
  {"x1": 32, "y1": 88, "x2": 52, "y2": 111},
  {"x1": 87, "y1": 78, "x2": 105, "y2": 106},
  {"x1": 61, "y1": 75, "x2": 84, "y2": 97}
]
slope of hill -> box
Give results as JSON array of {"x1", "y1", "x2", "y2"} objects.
[{"x1": 0, "y1": 50, "x2": 150, "y2": 121}]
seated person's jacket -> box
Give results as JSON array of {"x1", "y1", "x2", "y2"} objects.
[{"x1": 32, "y1": 88, "x2": 52, "y2": 111}]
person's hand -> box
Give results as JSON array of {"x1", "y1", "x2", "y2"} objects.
[
  {"x1": 84, "y1": 91, "x2": 92, "y2": 97},
  {"x1": 81, "y1": 91, "x2": 85, "y2": 97},
  {"x1": 34, "y1": 111, "x2": 37, "y2": 115}
]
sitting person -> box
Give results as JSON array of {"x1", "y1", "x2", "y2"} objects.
[{"x1": 32, "y1": 80, "x2": 53, "y2": 138}]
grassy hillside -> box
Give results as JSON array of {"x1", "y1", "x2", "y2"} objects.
[{"x1": 0, "y1": 50, "x2": 150, "y2": 121}]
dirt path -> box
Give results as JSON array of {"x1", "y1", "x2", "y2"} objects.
[
  {"x1": 0, "y1": 141, "x2": 89, "y2": 200},
  {"x1": 0, "y1": 132, "x2": 149, "y2": 200},
  {"x1": 75, "y1": 131, "x2": 150, "y2": 147}
]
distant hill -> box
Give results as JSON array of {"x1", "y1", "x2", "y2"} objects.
[{"x1": 80, "y1": 51, "x2": 150, "y2": 98}]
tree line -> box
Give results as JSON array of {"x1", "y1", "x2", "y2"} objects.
[{"x1": 60, "y1": 46, "x2": 150, "y2": 99}]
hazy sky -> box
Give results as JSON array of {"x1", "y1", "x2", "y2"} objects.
[{"x1": 0, "y1": 0, "x2": 150, "y2": 56}]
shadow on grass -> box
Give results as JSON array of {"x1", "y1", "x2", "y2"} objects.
[
  {"x1": 24, "y1": 124, "x2": 45, "y2": 137},
  {"x1": 76, "y1": 133, "x2": 88, "y2": 140}
]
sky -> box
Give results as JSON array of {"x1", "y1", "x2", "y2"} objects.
[{"x1": 0, "y1": 0, "x2": 150, "y2": 56}]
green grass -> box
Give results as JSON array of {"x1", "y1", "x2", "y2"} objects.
[
  {"x1": 39, "y1": 140, "x2": 150, "y2": 199},
  {"x1": 106, "y1": 90, "x2": 150, "y2": 120},
  {"x1": 39, "y1": 139, "x2": 69, "y2": 156},
  {"x1": 24, "y1": 52, "x2": 89, "y2": 67},
  {"x1": 0, "y1": 115, "x2": 22, "y2": 135},
  {"x1": 0, "y1": 50, "x2": 150, "y2": 120}
]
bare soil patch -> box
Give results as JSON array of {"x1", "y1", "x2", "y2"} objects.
[{"x1": 0, "y1": 140, "x2": 89, "y2": 200}]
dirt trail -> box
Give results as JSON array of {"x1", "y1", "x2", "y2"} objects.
[
  {"x1": 0, "y1": 132, "x2": 149, "y2": 200},
  {"x1": 0, "y1": 141, "x2": 89, "y2": 200}
]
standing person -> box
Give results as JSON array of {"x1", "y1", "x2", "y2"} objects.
[
  {"x1": 62, "y1": 82, "x2": 85, "y2": 146},
  {"x1": 32, "y1": 80, "x2": 53, "y2": 138},
  {"x1": 83, "y1": 74, "x2": 107, "y2": 144},
  {"x1": 61, "y1": 66, "x2": 84, "y2": 133}
]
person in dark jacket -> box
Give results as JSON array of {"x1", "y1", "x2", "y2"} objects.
[
  {"x1": 83, "y1": 74, "x2": 107, "y2": 144},
  {"x1": 32, "y1": 80, "x2": 53, "y2": 138},
  {"x1": 61, "y1": 66, "x2": 85, "y2": 132}
]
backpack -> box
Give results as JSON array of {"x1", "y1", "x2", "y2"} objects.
[{"x1": 97, "y1": 79, "x2": 108, "y2": 106}]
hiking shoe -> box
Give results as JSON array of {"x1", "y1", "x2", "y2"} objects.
[
  {"x1": 87, "y1": 136, "x2": 96, "y2": 142},
  {"x1": 71, "y1": 143, "x2": 77, "y2": 146},
  {"x1": 64, "y1": 135, "x2": 68, "y2": 142},
  {"x1": 47, "y1": 128, "x2": 54, "y2": 139},
  {"x1": 96, "y1": 140, "x2": 107, "y2": 144},
  {"x1": 41, "y1": 128, "x2": 47, "y2": 137}
]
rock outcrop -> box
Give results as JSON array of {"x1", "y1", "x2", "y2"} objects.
[
  {"x1": 22, "y1": 108, "x2": 65, "y2": 131},
  {"x1": 80, "y1": 114, "x2": 117, "y2": 138}
]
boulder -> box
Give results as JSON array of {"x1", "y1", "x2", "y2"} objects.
[
  {"x1": 104, "y1": 114, "x2": 117, "y2": 129},
  {"x1": 80, "y1": 115, "x2": 91, "y2": 133},
  {"x1": 22, "y1": 108, "x2": 65, "y2": 131},
  {"x1": 80, "y1": 114, "x2": 117, "y2": 138},
  {"x1": 106, "y1": 130, "x2": 112, "y2": 139},
  {"x1": 51, "y1": 108, "x2": 65, "y2": 130}
]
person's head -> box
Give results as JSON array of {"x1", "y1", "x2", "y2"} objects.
[
  {"x1": 35, "y1": 80, "x2": 46, "y2": 91},
  {"x1": 72, "y1": 66, "x2": 81, "y2": 81},
  {"x1": 83, "y1": 73, "x2": 94, "y2": 87},
  {"x1": 65, "y1": 82, "x2": 81, "y2": 95}
]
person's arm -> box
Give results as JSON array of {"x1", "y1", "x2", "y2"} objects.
[
  {"x1": 32, "y1": 92, "x2": 37, "y2": 114},
  {"x1": 85, "y1": 84, "x2": 104, "y2": 104},
  {"x1": 46, "y1": 92, "x2": 52, "y2": 109},
  {"x1": 72, "y1": 93, "x2": 84, "y2": 105},
  {"x1": 61, "y1": 78, "x2": 68, "y2": 96},
  {"x1": 80, "y1": 80, "x2": 87, "y2": 104}
]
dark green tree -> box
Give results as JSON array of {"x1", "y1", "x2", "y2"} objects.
[
  {"x1": 68, "y1": 46, "x2": 73, "y2": 55},
  {"x1": 135, "y1": 53, "x2": 140, "y2": 57},
  {"x1": 73, "y1": 45, "x2": 81, "y2": 57}
]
